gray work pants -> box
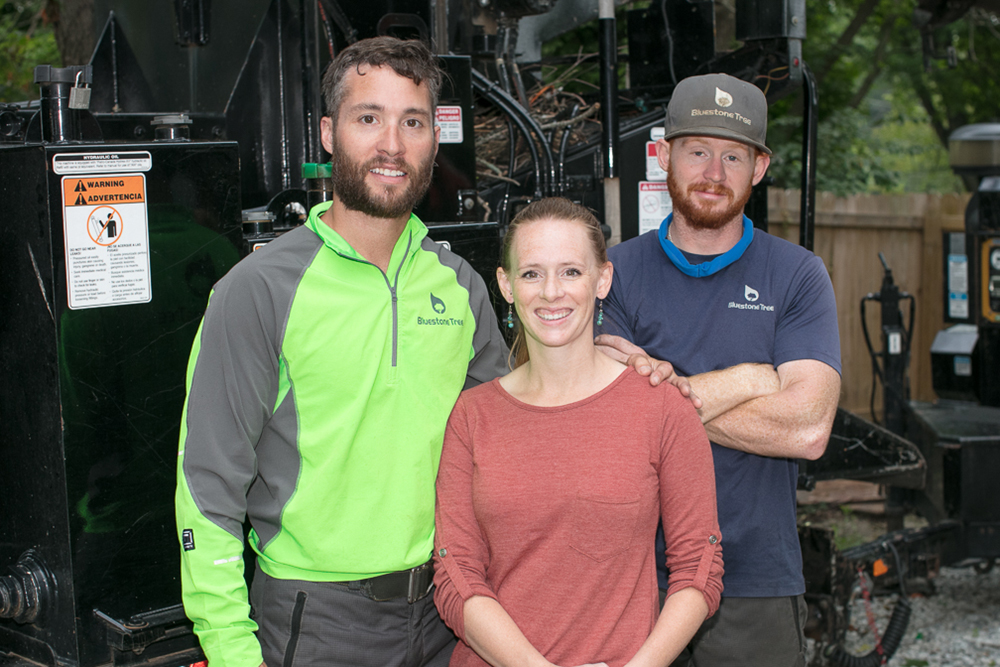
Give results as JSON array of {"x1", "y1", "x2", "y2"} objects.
[{"x1": 250, "y1": 565, "x2": 456, "y2": 667}]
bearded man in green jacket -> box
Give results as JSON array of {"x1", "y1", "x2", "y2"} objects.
[{"x1": 175, "y1": 36, "x2": 507, "y2": 667}]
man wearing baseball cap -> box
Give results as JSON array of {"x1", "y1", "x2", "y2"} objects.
[{"x1": 597, "y1": 73, "x2": 842, "y2": 665}]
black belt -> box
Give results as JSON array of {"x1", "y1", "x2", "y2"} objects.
[{"x1": 339, "y1": 561, "x2": 433, "y2": 603}]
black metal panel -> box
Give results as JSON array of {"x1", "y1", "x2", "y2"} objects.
[
  {"x1": 90, "y1": 14, "x2": 156, "y2": 114},
  {"x1": 0, "y1": 140, "x2": 242, "y2": 667},
  {"x1": 92, "y1": 112, "x2": 227, "y2": 144},
  {"x1": 335, "y1": 0, "x2": 431, "y2": 42},
  {"x1": 0, "y1": 145, "x2": 79, "y2": 667},
  {"x1": 174, "y1": 0, "x2": 212, "y2": 46},
  {"x1": 745, "y1": 178, "x2": 771, "y2": 233},
  {"x1": 93, "y1": 0, "x2": 273, "y2": 113},
  {"x1": 226, "y1": 0, "x2": 310, "y2": 208},
  {"x1": 965, "y1": 523, "x2": 1000, "y2": 557},
  {"x1": 626, "y1": 4, "x2": 715, "y2": 96},
  {"x1": 969, "y1": 191, "x2": 1000, "y2": 233},
  {"x1": 736, "y1": 0, "x2": 806, "y2": 41},
  {"x1": 415, "y1": 55, "x2": 477, "y2": 224},
  {"x1": 980, "y1": 327, "x2": 1000, "y2": 406},
  {"x1": 909, "y1": 402, "x2": 1000, "y2": 559},
  {"x1": 961, "y1": 441, "x2": 1000, "y2": 523}
]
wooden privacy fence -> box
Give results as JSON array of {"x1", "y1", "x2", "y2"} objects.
[{"x1": 767, "y1": 189, "x2": 971, "y2": 416}]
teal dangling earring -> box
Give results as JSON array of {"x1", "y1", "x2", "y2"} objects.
[
  {"x1": 596, "y1": 299, "x2": 604, "y2": 327},
  {"x1": 506, "y1": 305, "x2": 514, "y2": 329}
]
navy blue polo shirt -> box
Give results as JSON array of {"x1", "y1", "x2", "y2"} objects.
[{"x1": 601, "y1": 219, "x2": 841, "y2": 597}]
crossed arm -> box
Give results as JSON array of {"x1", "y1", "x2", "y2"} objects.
[
  {"x1": 596, "y1": 334, "x2": 841, "y2": 461},
  {"x1": 689, "y1": 358, "x2": 840, "y2": 460}
]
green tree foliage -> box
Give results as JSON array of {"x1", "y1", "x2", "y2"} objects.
[
  {"x1": 768, "y1": 0, "x2": 999, "y2": 194},
  {"x1": 768, "y1": 107, "x2": 900, "y2": 196},
  {"x1": 0, "y1": 0, "x2": 61, "y2": 102}
]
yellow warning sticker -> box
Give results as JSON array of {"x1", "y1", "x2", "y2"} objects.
[{"x1": 61, "y1": 173, "x2": 151, "y2": 310}]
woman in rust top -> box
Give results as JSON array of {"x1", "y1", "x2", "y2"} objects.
[{"x1": 433, "y1": 198, "x2": 723, "y2": 667}]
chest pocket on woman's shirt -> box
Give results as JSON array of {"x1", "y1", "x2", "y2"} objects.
[{"x1": 569, "y1": 494, "x2": 641, "y2": 562}]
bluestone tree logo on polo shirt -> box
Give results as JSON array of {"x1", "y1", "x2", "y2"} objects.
[
  {"x1": 728, "y1": 284, "x2": 774, "y2": 312},
  {"x1": 431, "y1": 293, "x2": 446, "y2": 314}
]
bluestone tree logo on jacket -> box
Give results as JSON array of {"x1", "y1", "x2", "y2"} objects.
[{"x1": 431, "y1": 293, "x2": 446, "y2": 314}]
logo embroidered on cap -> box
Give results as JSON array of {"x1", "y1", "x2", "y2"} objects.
[
  {"x1": 745, "y1": 285, "x2": 759, "y2": 302},
  {"x1": 715, "y1": 87, "x2": 733, "y2": 108}
]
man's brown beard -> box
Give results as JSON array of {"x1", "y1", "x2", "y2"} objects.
[
  {"x1": 667, "y1": 168, "x2": 753, "y2": 231},
  {"x1": 329, "y1": 141, "x2": 435, "y2": 219}
]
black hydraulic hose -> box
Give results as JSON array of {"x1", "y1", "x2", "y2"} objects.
[
  {"x1": 478, "y1": 69, "x2": 556, "y2": 194},
  {"x1": 472, "y1": 67, "x2": 554, "y2": 182},
  {"x1": 495, "y1": 24, "x2": 513, "y2": 97},
  {"x1": 828, "y1": 598, "x2": 911, "y2": 667},
  {"x1": 558, "y1": 104, "x2": 581, "y2": 195},
  {"x1": 800, "y1": 63, "x2": 818, "y2": 251},
  {"x1": 505, "y1": 23, "x2": 531, "y2": 110},
  {"x1": 860, "y1": 297, "x2": 882, "y2": 423},
  {"x1": 904, "y1": 295, "x2": 915, "y2": 359},
  {"x1": 316, "y1": 0, "x2": 357, "y2": 44},
  {"x1": 472, "y1": 69, "x2": 552, "y2": 197},
  {"x1": 316, "y1": 1, "x2": 336, "y2": 59},
  {"x1": 598, "y1": 3, "x2": 619, "y2": 180},
  {"x1": 659, "y1": 0, "x2": 677, "y2": 85},
  {"x1": 830, "y1": 541, "x2": 912, "y2": 667},
  {"x1": 498, "y1": 118, "x2": 517, "y2": 226},
  {"x1": 480, "y1": 87, "x2": 543, "y2": 197},
  {"x1": 889, "y1": 541, "x2": 908, "y2": 597}
]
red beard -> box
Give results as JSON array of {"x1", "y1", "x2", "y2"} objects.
[{"x1": 667, "y1": 169, "x2": 753, "y2": 231}]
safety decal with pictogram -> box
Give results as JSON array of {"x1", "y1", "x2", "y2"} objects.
[{"x1": 61, "y1": 173, "x2": 151, "y2": 309}]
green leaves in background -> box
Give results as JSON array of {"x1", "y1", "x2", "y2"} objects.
[
  {"x1": 0, "y1": 1, "x2": 61, "y2": 103},
  {"x1": 767, "y1": 0, "x2": 998, "y2": 195}
]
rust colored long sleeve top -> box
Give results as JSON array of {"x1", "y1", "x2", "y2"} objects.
[{"x1": 433, "y1": 368, "x2": 724, "y2": 667}]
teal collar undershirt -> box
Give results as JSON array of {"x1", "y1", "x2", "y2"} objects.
[{"x1": 658, "y1": 213, "x2": 754, "y2": 278}]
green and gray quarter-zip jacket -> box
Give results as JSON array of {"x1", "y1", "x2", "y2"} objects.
[{"x1": 175, "y1": 201, "x2": 508, "y2": 667}]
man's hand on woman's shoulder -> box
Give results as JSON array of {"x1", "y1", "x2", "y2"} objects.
[{"x1": 594, "y1": 334, "x2": 702, "y2": 409}]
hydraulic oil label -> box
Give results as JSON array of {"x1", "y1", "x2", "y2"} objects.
[
  {"x1": 53, "y1": 151, "x2": 152, "y2": 174},
  {"x1": 60, "y1": 173, "x2": 152, "y2": 310}
]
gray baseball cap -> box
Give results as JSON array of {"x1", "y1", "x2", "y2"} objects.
[{"x1": 664, "y1": 73, "x2": 771, "y2": 154}]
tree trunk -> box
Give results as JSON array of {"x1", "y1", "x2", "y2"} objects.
[
  {"x1": 848, "y1": 15, "x2": 896, "y2": 108},
  {"x1": 908, "y1": 71, "x2": 950, "y2": 148},
  {"x1": 48, "y1": 0, "x2": 96, "y2": 66},
  {"x1": 815, "y1": 0, "x2": 882, "y2": 85}
]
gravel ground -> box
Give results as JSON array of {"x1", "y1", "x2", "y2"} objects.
[{"x1": 820, "y1": 565, "x2": 1000, "y2": 666}]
